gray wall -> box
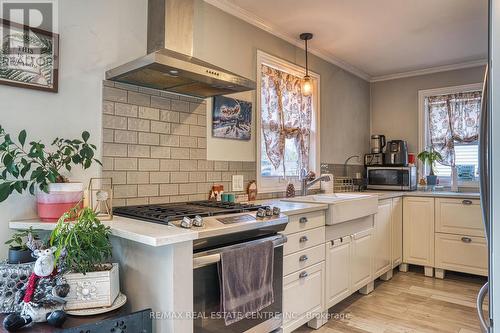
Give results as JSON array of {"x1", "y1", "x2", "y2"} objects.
[
  {"x1": 0, "y1": 0, "x2": 148, "y2": 259},
  {"x1": 194, "y1": 2, "x2": 371, "y2": 164},
  {"x1": 0, "y1": 0, "x2": 371, "y2": 258},
  {"x1": 370, "y1": 66, "x2": 486, "y2": 152}
]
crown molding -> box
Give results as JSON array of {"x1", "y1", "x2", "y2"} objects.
[
  {"x1": 203, "y1": 0, "x2": 372, "y2": 81},
  {"x1": 370, "y1": 59, "x2": 487, "y2": 82},
  {"x1": 204, "y1": 0, "x2": 487, "y2": 84}
]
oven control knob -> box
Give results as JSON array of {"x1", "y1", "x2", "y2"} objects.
[
  {"x1": 256, "y1": 208, "x2": 266, "y2": 219},
  {"x1": 265, "y1": 206, "x2": 273, "y2": 217},
  {"x1": 272, "y1": 207, "x2": 281, "y2": 216},
  {"x1": 193, "y1": 215, "x2": 204, "y2": 227},
  {"x1": 180, "y1": 217, "x2": 193, "y2": 229}
]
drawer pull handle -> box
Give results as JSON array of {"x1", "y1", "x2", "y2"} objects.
[
  {"x1": 299, "y1": 255, "x2": 308, "y2": 262},
  {"x1": 299, "y1": 217, "x2": 308, "y2": 224},
  {"x1": 462, "y1": 200, "x2": 473, "y2": 205},
  {"x1": 299, "y1": 271, "x2": 308, "y2": 279},
  {"x1": 461, "y1": 237, "x2": 472, "y2": 243},
  {"x1": 299, "y1": 236, "x2": 309, "y2": 243}
]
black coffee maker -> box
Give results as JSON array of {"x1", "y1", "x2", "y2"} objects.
[{"x1": 384, "y1": 140, "x2": 408, "y2": 166}]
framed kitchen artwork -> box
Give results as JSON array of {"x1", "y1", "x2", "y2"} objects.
[
  {"x1": 212, "y1": 95, "x2": 252, "y2": 141},
  {"x1": 0, "y1": 18, "x2": 59, "y2": 92}
]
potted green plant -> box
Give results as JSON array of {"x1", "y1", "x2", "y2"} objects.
[
  {"x1": 5, "y1": 227, "x2": 40, "y2": 264},
  {"x1": 417, "y1": 148, "x2": 443, "y2": 186},
  {"x1": 0, "y1": 125, "x2": 101, "y2": 221},
  {"x1": 49, "y1": 207, "x2": 118, "y2": 310}
]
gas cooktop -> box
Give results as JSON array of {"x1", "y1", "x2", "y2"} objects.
[{"x1": 113, "y1": 201, "x2": 266, "y2": 225}]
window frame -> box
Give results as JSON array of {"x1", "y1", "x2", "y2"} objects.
[
  {"x1": 418, "y1": 83, "x2": 483, "y2": 187},
  {"x1": 256, "y1": 50, "x2": 321, "y2": 193}
]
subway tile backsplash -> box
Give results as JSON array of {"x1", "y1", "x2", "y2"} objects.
[
  {"x1": 102, "y1": 81, "x2": 258, "y2": 206},
  {"x1": 101, "y1": 81, "x2": 350, "y2": 206}
]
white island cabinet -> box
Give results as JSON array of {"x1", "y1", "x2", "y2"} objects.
[{"x1": 9, "y1": 217, "x2": 197, "y2": 333}]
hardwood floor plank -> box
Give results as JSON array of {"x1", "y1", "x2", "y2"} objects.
[{"x1": 295, "y1": 269, "x2": 485, "y2": 333}]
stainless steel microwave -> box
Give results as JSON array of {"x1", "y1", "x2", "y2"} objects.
[{"x1": 367, "y1": 166, "x2": 417, "y2": 191}]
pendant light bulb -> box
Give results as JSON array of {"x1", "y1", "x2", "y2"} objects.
[
  {"x1": 300, "y1": 32, "x2": 313, "y2": 96},
  {"x1": 302, "y1": 75, "x2": 312, "y2": 96}
]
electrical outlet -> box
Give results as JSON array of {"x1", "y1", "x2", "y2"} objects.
[{"x1": 232, "y1": 175, "x2": 244, "y2": 192}]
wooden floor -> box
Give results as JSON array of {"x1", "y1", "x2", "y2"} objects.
[{"x1": 296, "y1": 267, "x2": 487, "y2": 333}]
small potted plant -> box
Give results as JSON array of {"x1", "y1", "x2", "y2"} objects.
[
  {"x1": 417, "y1": 148, "x2": 443, "y2": 186},
  {"x1": 5, "y1": 227, "x2": 41, "y2": 264},
  {"x1": 49, "y1": 207, "x2": 119, "y2": 310},
  {"x1": 0, "y1": 125, "x2": 101, "y2": 221}
]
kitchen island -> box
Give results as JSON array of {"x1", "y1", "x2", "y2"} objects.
[{"x1": 9, "y1": 200, "x2": 328, "y2": 333}]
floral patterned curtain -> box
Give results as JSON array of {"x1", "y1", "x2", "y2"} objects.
[
  {"x1": 261, "y1": 64, "x2": 313, "y2": 176},
  {"x1": 427, "y1": 91, "x2": 482, "y2": 166}
]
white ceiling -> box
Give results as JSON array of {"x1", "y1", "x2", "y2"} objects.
[{"x1": 205, "y1": 0, "x2": 488, "y2": 81}]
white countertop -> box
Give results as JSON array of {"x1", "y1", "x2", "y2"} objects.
[
  {"x1": 9, "y1": 200, "x2": 328, "y2": 247},
  {"x1": 252, "y1": 199, "x2": 329, "y2": 215},
  {"x1": 9, "y1": 216, "x2": 199, "y2": 247},
  {"x1": 364, "y1": 190, "x2": 480, "y2": 200},
  {"x1": 10, "y1": 191, "x2": 476, "y2": 247}
]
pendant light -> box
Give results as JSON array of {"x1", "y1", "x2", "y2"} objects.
[{"x1": 300, "y1": 32, "x2": 313, "y2": 96}]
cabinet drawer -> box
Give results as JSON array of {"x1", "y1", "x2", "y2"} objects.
[
  {"x1": 435, "y1": 198, "x2": 484, "y2": 237},
  {"x1": 283, "y1": 262, "x2": 325, "y2": 331},
  {"x1": 282, "y1": 210, "x2": 325, "y2": 235},
  {"x1": 283, "y1": 243, "x2": 325, "y2": 276},
  {"x1": 435, "y1": 233, "x2": 488, "y2": 276},
  {"x1": 284, "y1": 226, "x2": 325, "y2": 255}
]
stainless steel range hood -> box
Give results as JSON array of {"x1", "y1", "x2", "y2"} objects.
[{"x1": 105, "y1": 0, "x2": 256, "y2": 98}]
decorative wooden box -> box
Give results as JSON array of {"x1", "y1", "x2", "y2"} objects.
[{"x1": 64, "y1": 263, "x2": 120, "y2": 310}]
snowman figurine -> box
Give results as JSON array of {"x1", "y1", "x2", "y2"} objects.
[{"x1": 3, "y1": 247, "x2": 70, "y2": 331}]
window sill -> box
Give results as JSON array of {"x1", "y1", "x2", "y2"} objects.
[{"x1": 258, "y1": 178, "x2": 321, "y2": 194}]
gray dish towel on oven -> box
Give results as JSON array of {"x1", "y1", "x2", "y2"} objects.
[{"x1": 219, "y1": 240, "x2": 275, "y2": 326}]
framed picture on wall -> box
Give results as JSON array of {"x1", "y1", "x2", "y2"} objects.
[
  {"x1": 212, "y1": 95, "x2": 252, "y2": 141},
  {"x1": 0, "y1": 18, "x2": 59, "y2": 92}
]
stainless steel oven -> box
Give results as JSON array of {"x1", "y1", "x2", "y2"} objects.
[
  {"x1": 193, "y1": 234, "x2": 286, "y2": 333},
  {"x1": 367, "y1": 166, "x2": 417, "y2": 191}
]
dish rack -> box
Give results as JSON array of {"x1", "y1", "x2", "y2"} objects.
[{"x1": 333, "y1": 177, "x2": 355, "y2": 192}]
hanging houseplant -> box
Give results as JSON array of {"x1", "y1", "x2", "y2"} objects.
[
  {"x1": 417, "y1": 148, "x2": 443, "y2": 186},
  {"x1": 0, "y1": 125, "x2": 101, "y2": 221}
]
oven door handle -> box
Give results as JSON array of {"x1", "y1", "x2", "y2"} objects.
[{"x1": 193, "y1": 234, "x2": 287, "y2": 269}]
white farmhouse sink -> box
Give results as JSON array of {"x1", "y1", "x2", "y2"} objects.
[{"x1": 283, "y1": 193, "x2": 378, "y2": 225}]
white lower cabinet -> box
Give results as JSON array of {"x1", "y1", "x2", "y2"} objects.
[
  {"x1": 283, "y1": 262, "x2": 325, "y2": 333},
  {"x1": 373, "y1": 199, "x2": 392, "y2": 278},
  {"x1": 325, "y1": 237, "x2": 351, "y2": 308},
  {"x1": 435, "y1": 233, "x2": 488, "y2": 277},
  {"x1": 391, "y1": 197, "x2": 403, "y2": 268},
  {"x1": 401, "y1": 195, "x2": 486, "y2": 278},
  {"x1": 350, "y1": 229, "x2": 374, "y2": 291},
  {"x1": 281, "y1": 211, "x2": 326, "y2": 333},
  {"x1": 283, "y1": 243, "x2": 325, "y2": 276},
  {"x1": 403, "y1": 197, "x2": 435, "y2": 267}
]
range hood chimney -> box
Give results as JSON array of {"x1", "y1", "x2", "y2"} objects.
[{"x1": 105, "y1": 0, "x2": 256, "y2": 98}]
